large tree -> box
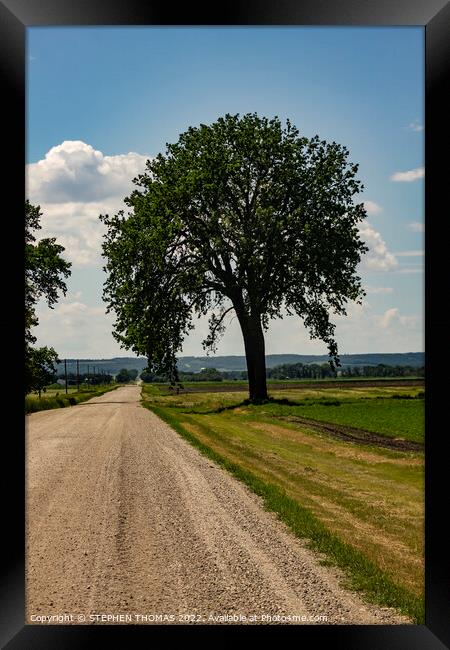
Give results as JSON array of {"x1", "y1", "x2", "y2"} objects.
[
  {"x1": 25, "y1": 200, "x2": 71, "y2": 394},
  {"x1": 101, "y1": 113, "x2": 367, "y2": 401}
]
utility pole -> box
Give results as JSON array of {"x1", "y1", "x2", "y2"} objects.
[
  {"x1": 76, "y1": 359, "x2": 80, "y2": 391},
  {"x1": 64, "y1": 359, "x2": 68, "y2": 394}
]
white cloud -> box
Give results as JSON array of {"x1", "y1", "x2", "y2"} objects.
[
  {"x1": 365, "y1": 286, "x2": 394, "y2": 295},
  {"x1": 390, "y1": 167, "x2": 424, "y2": 182},
  {"x1": 408, "y1": 222, "x2": 425, "y2": 233},
  {"x1": 27, "y1": 140, "x2": 149, "y2": 203},
  {"x1": 358, "y1": 223, "x2": 398, "y2": 271},
  {"x1": 379, "y1": 307, "x2": 419, "y2": 330},
  {"x1": 395, "y1": 250, "x2": 424, "y2": 257},
  {"x1": 363, "y1": 200, "x2": 382, "y2": 216},
  {"x1": 380, "y1": 308, "x2": 399, "y2": 328},
  {"x1": 33, "y1": 199, "x2": 124, "y2": 266},
  {"x1": 35, "y1": 298, "x2": 122, "y2": 358},
  {"x1": 406, "y1": 119, "x2": 424, "y2": 132},
  {"x1": 332, "y1": 302, "x2": 422, "y2": 353},
  {"x1": 26, "y1": 141, "x2": 150, "y2": 267}
]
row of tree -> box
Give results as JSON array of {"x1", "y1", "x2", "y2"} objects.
[
  {"x1": 337, "y1": 364, "x2": 424, "y2": 378},
  {"x1": 55, "y1": 372, "x2": 113, "y2": 386},
  {"x1": 140, "y1": 367, "x2": 244, "y2": 382},
  {"x1": 140, "y1": 362, "x2": 424, "y2": 383},
  {"x1": 267, "y1": 362, "x2": 424, "y2": 380},
  {"x1": 267, "y1": 362, "x2": 338, "y2": 380},
  {"x1": 54, "y1": 369, "x2": 139, "y2": 385}
]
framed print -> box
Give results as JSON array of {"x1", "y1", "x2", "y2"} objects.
[{"x1": 1, "y1": 1, "x2": 449, "y2": 647}]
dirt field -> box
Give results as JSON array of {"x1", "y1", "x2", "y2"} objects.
[{"x1": 275, "y1": 415, "x2": 424, "y2": 451}]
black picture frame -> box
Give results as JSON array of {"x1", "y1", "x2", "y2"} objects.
[{"x1": 1, "y1": 1, "x2": 449, "y2": 647}]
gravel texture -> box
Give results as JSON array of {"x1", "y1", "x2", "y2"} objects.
[{"x1": 26, "y1": 386, "x2": 409, "y2": 625}]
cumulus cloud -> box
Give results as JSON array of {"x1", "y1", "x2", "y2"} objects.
[
  {"x1": 363, "y1": 200, "x2": 382, "y2": 216},
  {"x1": 329, "y1": 302, "x2": 422, "y2": 353},
  {"x1": 27, "y1": 140, "x2": 149, "y2": 203},
  {"x1": 26, "y1": 141, "x2": 150, "y2": 267},
  {"x1": 33, "y1": 199, "x2": 125, "y2": 266},
  {"x1": 358, "y1": 223, "x2": 398, "y2": 271},
  {"x1": 35, "y1": 298, "x2": 122, "y2": 357},
  {"x1": 379, "y1": 307, "x2": 419, "y2": 330},
  {"x1": 390, "y1": 167, "x2": 424, "y2": 182},
  {"x1": 408, "y1": 222, "x2": 425, "y2": 233}
]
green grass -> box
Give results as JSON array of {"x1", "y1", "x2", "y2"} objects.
[
  {"x1": 248, "y1": 393, "x2": 425, "y2": 444},
  {"x1": 25, "y1": 384, "x2": 120, "y2": 414},
  {"x1": 141, "y1": 383, "x2": 424, "y2": 623}
]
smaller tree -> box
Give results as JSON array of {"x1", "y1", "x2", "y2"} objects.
[
  {"x1": 25, "y1": 347, "x2": 59, "y2": 398},
  {"x1": 116, "y1": 368, "x2": 132, "y2": 383},
  {"x1": 25, "y1": 200, "x2": 71, "y2": 396},
  {"x1": 197, "y1": 367, "x2": 223, "y2": 382}
]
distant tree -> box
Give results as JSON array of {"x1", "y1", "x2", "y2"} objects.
[
  {"x1": 128, "y1": 368, "x2": 139, "y2": 380},
  {"x1": 197, "y1": 367, "x2": 223, "y2": 381},
  {"x1": 25, "y1": 201, "x2": 71, "y2": 394},
  {"x1": 116, "y1": 368, "x2": 133, "y2": 383},
  {"x1": 140, "y1": 368, "x2": 167, "y2": 382},
  {"x1": 101, "y1": 113, "x2": 367, "y2": 401}
]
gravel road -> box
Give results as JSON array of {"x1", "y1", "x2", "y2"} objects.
[{"x1": 26, "y1": 386, "x2": 408, "y2": 625}]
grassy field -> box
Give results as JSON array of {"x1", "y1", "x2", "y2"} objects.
[
  {"x1": 141, "y1": 382, "x2": 424, "y2": 622},
  {"x1": 25, "y1": 384, "x2": 120, "y2": 414},
  {"x1": 246, "y1": 387, "x2": 424, "y2": 443}
]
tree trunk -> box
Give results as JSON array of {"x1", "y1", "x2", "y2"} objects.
[{"x1": 237, "y1": 311, "x2": 268, "y2": 402}]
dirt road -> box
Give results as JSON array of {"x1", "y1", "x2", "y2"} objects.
[{"x1": 26, "y1": 386, "x2": 407, "y2": 625}]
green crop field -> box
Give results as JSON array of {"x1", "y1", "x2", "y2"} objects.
[
  {"x1": 248, "y1": 387, "x2": 424, "y2": 443},
  {"x1": 142, "y1": 382, "x2": 425, "y2": 622}
]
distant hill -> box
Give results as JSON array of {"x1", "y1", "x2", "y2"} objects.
[
  {"x1": 55, "y1": 352, "x2": 424, "y2": 376},
  {"x1": 177, "y1": 353, "x2": 424, "y2": 372}
]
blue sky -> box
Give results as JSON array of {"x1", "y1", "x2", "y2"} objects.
[{"x1": 26, "y1": 27, "x2": 424, "y2": 358}]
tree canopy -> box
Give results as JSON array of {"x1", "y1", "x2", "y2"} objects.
[
  {"x1": 101, "y1": 113, "x2": 367, "y2": 401},
  {"x1": 25, "y1": 200, "x2": 71, "y2": 394},
  {"x1": 25, "y1": 346, "x2": 59, "y2": 397}
]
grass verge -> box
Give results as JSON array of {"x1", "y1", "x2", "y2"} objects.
[
  {"x1": 142, "y1": 399, "x2": 424, "y2": 623},
  {"x1": 25, "y1": 385, "x2": 120, "y2": 414}
]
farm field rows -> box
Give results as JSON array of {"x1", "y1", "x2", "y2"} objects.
[{"x1": 142, "y1": 382, "x2": 424, "y2": 621}]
